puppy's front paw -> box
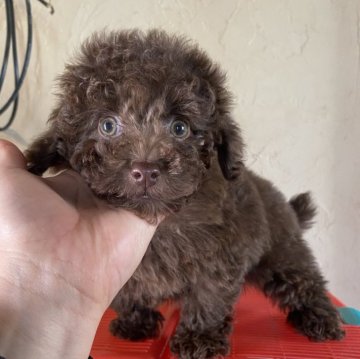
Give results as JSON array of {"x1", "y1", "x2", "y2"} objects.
[
  {"x1": 287, "y1": 306, "x2": 345, "y2": 341},
  {"x1": 170, "y1": 329, "x2": 229, "y2": 359},
  {"x1": 110, "y1": 307, "x2": 164, "y2": 341}
]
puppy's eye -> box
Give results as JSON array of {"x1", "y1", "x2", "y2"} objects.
[
  {"x1": 98, "y1": 117, "x2": 122, "y2": 137},
  {"x1": 170, "y1": 120, "x2": 190, "y2": 139}
]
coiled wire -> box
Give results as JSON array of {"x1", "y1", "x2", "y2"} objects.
[{"x1": 0, "y1": 0, "x2": 32, "y2": 131}]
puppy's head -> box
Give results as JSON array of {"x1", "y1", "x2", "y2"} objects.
[{"x1": 27, "y1": 30, "x2": 244, "y2": 220}]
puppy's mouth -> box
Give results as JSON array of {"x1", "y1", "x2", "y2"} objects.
[
  {"x1": 128, "y1": 190, "x2": 183, "y2": 208},
  {"x1": 97, "y1": 189, "x2": 161, "y2": 204},
  {"x1": 94, "y1": 184, "x2": 191, "y2": 218},
  {"x1": 133, "y1": 193, "x2": 157, "y2": 202},
  {"x1": 133, "y1": 188, "x2": 152, "y2": 200},
  {"x1": 86, "y1": 166, "x2": 198, "y2": 219}
]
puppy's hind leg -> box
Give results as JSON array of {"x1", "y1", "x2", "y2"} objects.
[{"x1": 247, "y1": 236, "x2": 345, "y2": 341}]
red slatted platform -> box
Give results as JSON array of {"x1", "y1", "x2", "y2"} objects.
[{"x1": 90, "y1": 287, "x2": 360, "y2": 359}]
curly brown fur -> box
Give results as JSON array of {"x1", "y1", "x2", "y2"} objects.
[
  {"x1": 290, "y1": 192, "x2": 317, "y2": 231},
  {"x1": 26, "y1": 29, "x2": 344, "y2": 358},
  {"x1": 110, "y1": 304, "x2": 164, "y2": 341}
]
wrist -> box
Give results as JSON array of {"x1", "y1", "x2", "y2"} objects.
[
  {"x1": 0, "y1": 270, "x2": 104, "y2": 359},
  {"x1": 1, "y1": 303, "x2": 101, "y2": 359}
]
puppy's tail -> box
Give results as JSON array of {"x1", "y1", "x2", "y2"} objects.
[{"x1": 289, "y1": 192, "x2": 317, "y2": 231}]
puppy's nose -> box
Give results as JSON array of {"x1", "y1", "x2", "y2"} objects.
[{"x1": 130, "y1": 161, "x2": 160, "y2": 187}]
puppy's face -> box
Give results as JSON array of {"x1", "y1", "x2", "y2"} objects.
[
  {"x1": 27, "y1": 31, "x2": 243, "y2": 220},
  {"x1": 66, "y1": 81, "x2": 217, "y2": 218}
]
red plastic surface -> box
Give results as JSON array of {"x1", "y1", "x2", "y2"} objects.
[{"x1": 91, "y1": 288, "x2": 360, "y2": 358}]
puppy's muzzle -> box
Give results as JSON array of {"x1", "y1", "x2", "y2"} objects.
[{"x1": 130, "y1": 161, "x2": 161, "y2": 188}]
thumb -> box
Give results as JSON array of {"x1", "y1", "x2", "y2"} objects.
[
  {"x1": 100, "y1": 209, "x2": 160, "y2": 293},
  {"x1": 0, "y1": 140, "x2": 27, "y2": 169}
]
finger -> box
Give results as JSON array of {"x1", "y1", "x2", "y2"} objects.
[
  {"x1": 102, "y1": 209, "x2": 159, "y2": 251},
  {"x1": 102, "y1": 210, "x2": 159, "y2": 288},
  {"x1": 124, "y1": 210, "x2": 159, "y2": 250},
  {"x1": 43, "y1": 170, "x2": 82, "y2": 200},
  {"x1": 43, "y1": 170, "x2": 100, "y2": 208},
  {"x1": 0, "y1": 140, "x2": 27, "y2": 169}
]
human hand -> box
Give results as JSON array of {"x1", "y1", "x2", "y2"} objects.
[{"x1": 0, "y1": 140, "x2": 159, "y2": 359}]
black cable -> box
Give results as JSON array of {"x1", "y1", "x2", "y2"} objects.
[
  {"x1": 0, "y1": 0, "x2": 32, "y2": 131},
  {"x1": 1, "y1": 0, "x2": 19, "y2": 131},
  {"x1": 0, "y1": 1, "x2": 11, "y2": 92}
]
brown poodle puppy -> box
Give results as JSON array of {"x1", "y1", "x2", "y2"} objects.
[{"x1": 26, "y1": 30, "x2": 344, "y2": 359}]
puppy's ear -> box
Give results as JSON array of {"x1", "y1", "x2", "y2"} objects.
[
  {"x1": 216, "y1": 118, "x2": 244, "y2": 180},
  {"x1": 25, "y1": 128, "x2": 68, "y2": 176}
]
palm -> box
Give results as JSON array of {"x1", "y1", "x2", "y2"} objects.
[{"x1": 0, "y1": 154, "x2": 157, "y2": 309}]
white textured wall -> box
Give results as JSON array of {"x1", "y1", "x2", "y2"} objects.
[{"x1": 1, "y1": 1, "x2": 359, "y2": 307}]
